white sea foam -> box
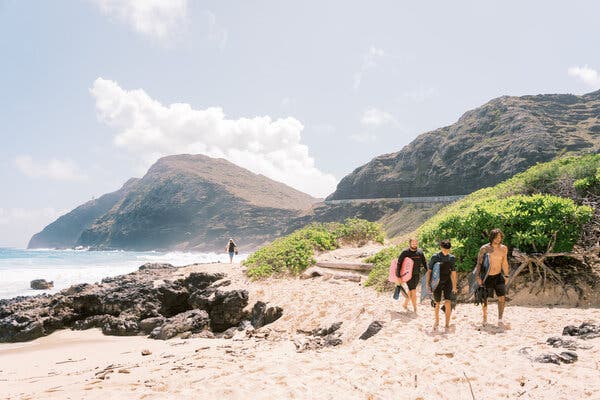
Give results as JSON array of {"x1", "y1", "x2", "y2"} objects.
[{"x1": 0, "y1": 248, "x2": 246, "y2": 300}]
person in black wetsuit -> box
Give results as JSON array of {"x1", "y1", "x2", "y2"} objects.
[
  {"x1": 397, "y1": 238, "x2": 427, "y2": 314},
  {"x1": 426, "y1": 239, "x2": 457, "y2": 331},
  {"x1": 225, "y1": 238, "x2": 238, "y2": 264}
]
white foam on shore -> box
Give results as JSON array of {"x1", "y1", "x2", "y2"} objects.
[{"x1": 0, "y1": 249, "x2": 247, "y2": 300}]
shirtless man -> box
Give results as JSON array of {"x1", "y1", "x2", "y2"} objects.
[{"x1": 475, "y1": 228, "x2": 510, "y2": 326}]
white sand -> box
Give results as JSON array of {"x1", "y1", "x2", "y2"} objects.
[{"x1": 1, "y1": 256, "x2": 599, "y2": 400}]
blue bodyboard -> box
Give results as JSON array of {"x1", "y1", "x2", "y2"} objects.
[{"x1": 419, "y1": 262, "x2": 440, "y2": 303}]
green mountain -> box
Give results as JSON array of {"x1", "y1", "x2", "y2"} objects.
[
  {"x1": 29, "y1": 155, "x2": 318, "y2": 251},
  {"x1": 329, "y1": 90, "x2": 600, "y2": 200}
]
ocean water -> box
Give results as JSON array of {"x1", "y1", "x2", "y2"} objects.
[{"x1": 0, "y1": 248, "x2": 245, "y2": 300}]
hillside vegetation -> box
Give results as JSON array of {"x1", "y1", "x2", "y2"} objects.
[
  {"x1": 243, "y1": 219, "x2": 384, "y2": 279},
  {"x1": 365, "y1": 154, "x2": 600, "y2": 290}
]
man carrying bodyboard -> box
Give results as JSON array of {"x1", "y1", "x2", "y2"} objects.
[
  {"x1": 426, "y1": 239, "x2": 457, "y2": 332},
  {"x1": 475, "y1": 228, "x2": 510, "y2": 327},
  {"x1": 396, "y1": 238, "x2": 427, "y2": 314}
]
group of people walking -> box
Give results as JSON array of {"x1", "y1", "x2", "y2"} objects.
[{"x1": 396, "y1": 228, "x2": 510, "y2": 331}]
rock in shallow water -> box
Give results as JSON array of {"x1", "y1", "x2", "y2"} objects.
[{"x1": 30, "y1": 279, "x2": 53, "y2": 290}]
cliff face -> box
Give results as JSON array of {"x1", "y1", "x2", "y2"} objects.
[
  {"x1": 328, "y1": 90, "x2": 600, "y2": 199},
  {"x1": 27, "y1": 178, "x2": 140, "y2": 249},
  {"x1": 30, "y1": 155, "x2": 318, "y2": 251}
]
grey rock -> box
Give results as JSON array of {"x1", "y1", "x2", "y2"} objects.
[
  {"x1": 149, "y1": 310, "x2": 210, "y2": 340},
  {"x1": 359, "y1": 321, "x2": 384, "y2": 340},
  {"x1": 30, "y1": 279, "x2": 54, "y2": 290},
  {"x1": 251, "y1": 301, "x2": 283, "y2": 329},
  {"x1": 140, "y1": 317, "x2": 166, "y2": 334}
]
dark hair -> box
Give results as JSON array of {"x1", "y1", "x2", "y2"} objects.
[
  {"x1": 440, "y1": 239, "x2": 451, "y2": 249},
  {"x1": 489, "y1": 228, "x2": 503, "y2": 243}
]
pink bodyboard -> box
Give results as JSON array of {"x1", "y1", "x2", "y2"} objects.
[
  {"x1": 388, "y1": 259, "x2": 400, "y2": 284},
  {"x1": 400, "y1": 257, "x2": 414, "y2": 282}
]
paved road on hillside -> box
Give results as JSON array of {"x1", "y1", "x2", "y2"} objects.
[{"x1": 323, "y1": 195, "x2": 466, "y2": 204}]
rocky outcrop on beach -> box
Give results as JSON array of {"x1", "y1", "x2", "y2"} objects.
[
  {"x1": 29, "y1": 154, "x2": 318, "y2": 251},
  {"x1": 328, "y1": 89, "x2": 600, "y2": 199},
  {"x1": 30, "y1": 279, "x2": 54, "y2": 290},
  {"x1": 0, "y1": 263, "x2": 282, "y2": 343}
]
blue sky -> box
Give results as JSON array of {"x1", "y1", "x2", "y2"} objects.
[{"x1": 1, "y1": 0, "x2": 599, "y2": 248}]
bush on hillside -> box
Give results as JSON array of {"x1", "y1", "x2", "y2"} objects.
[
  {"x1": 363, "y1": 245, "x2": 402, "y2": 292},
  {"x1": 244, "y1": 219, "x2": 384, "y2": 279},
  {"x1": 365, "y1": 154, "x2": 599, "y2": 290},
  {"x1": 418, "y1": 194, "x2": 592, "y2": 272}
]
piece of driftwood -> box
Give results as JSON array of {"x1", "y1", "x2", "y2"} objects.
[{"x1": 314, "y1": 262, "x2": 373, "y2": 272}]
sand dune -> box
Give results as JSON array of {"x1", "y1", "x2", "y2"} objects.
[{"x1": 1, "y1": 257, "x2": 599, "y2": 400}]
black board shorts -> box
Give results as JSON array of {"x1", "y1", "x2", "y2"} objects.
[
  {"x1": 485, "y1": 274, "x2": 507, "y2": 298},
  {"x1": 433, "y1": 280, "x2": 455, "y2": 303},
  {"x1": 406, "y1": 271, "x2": 420, "y2": 291}
]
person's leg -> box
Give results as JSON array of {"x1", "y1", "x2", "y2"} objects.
[
  {"x1": 482, "y1": 277, "x2": 494, "y2": 325},
  {"x1": 410, "y1": 289, "x2": 417, "y2": 313},
  {"x1": 495, "y1": 277, "x2": 507, "y2": 324},
  {"x1": 433, "y1": 288, "x2": 442, "y2": 329},
  {"x1": 444, "y1": 299, "x2": 452, "y2": 328},
  {"x1": 403, "y1": 293, "x2": 409, "y2": 310},
  {"x1": 482, "y1": 301, "x2": 488, "y2": 325}
]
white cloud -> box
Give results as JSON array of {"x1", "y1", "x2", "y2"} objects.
[
  {"x1": 0, "y1": 207, "x2": 67, "y2": 248},
  {"x1": 353, "y1": 46, "x2": 385, "y2": 90},
  {"x1": 206, "y1": 10, "x2": 228, "y2": 51},
  {"x1": 91, "y1": 0, "x2": 188, "y2": 41},
  {"x1": 90, "y1": 77, "x2": 338, "y2": 198},
  {"x1": 350, "y1": 132, "x2": 377, "y2": 143},
  {"x1": 14, "y1": 156, "x2": 87, "y2": 181},
  {"x1": 568, "y1": 65, "x2": 600, "y2": 89},
  {"x1": 360, "y1": 108, "x2": 398, "y2": 128}
]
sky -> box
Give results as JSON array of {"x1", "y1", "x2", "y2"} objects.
[{"x1": 1, "y1": 0, "x2": 600, "y2": 248}]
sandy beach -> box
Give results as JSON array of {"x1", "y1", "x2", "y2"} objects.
[{"x1": 1, "y1": 251, "x2": 599, "y2": 400}]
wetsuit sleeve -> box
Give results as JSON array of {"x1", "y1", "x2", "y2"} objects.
[
  {"x1": 449, "y1": 256, "x2": 456, "y2": 272},
  {"x1": 396, "y1": 250, "x2": 407, "y2": 278},
  {"x1": 419, "y1": 251, "x2": 427, "y2": 271}
]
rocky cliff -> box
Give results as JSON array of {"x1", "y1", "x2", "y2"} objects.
[
  {"x1": 328, "y1": 90, "x2": 600, "y2": 199},
  {"x1": 27, "y1": 178, "x2": 140, "y2": 249},
  {"x1": 30, "y1": 155, "x2": 318, "y2": 251}
]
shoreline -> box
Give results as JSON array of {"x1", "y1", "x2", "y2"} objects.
[{"x1": 1, "y1": 259, "x2": 600, "y2": 399}]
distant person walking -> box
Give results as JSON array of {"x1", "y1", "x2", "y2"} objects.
[
  {"x1": 475, "y1": 228, "x2": 510, "y2": 327},
  {"x1": 427, "y1": 239, "x2": 457, "y2": 331},
  {"x1": 225, "y1": 238, "x2": 238, "y2": 264},
  {"x1": 397, "y1": 238, "x2": 427, "y2": 314}
]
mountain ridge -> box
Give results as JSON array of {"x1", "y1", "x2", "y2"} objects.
[
  {"x1": 328, "y1": 89, "x2": 600, "y2": 199},
  {"x1": 29, "y1": 155, "x2": 318, "y2": 251}
]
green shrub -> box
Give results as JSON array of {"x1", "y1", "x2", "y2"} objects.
[
  {"x1": 244, "y1": 219, "x2": 385, "y2": 279},
  {"x1": 418, "y1": 194, "x2": 592, "y2": 272},
  {"x1": 364, "y1": 154, "x2": 599, "y2": 289},
  {"x1": 363, "y1": 245, "x2": 402, "y2": 291}
]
